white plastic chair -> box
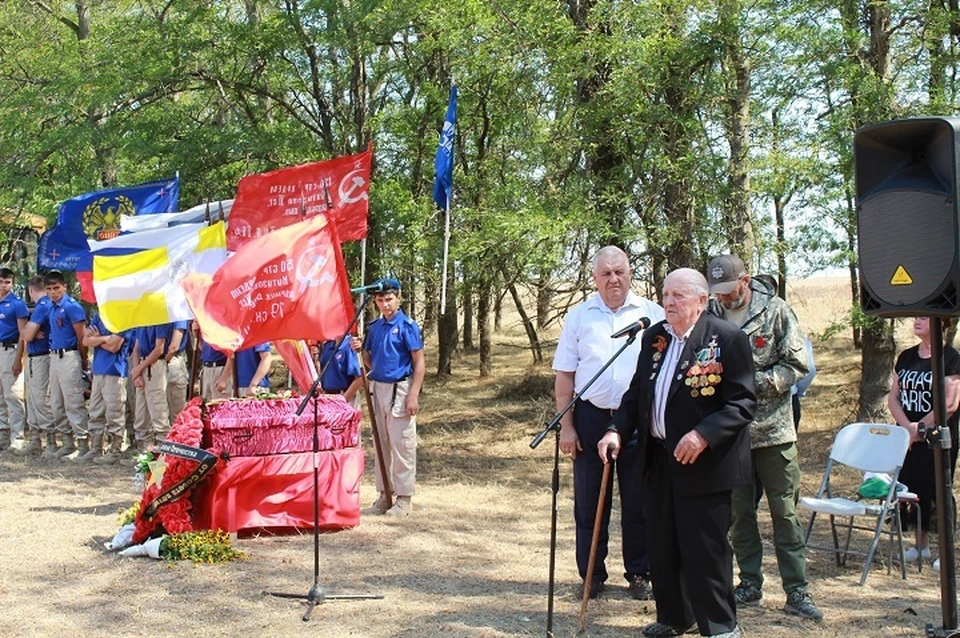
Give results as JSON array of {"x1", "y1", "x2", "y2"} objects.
[{"x1": 799, "y1": 423, "x2": 911, "y2": 585}]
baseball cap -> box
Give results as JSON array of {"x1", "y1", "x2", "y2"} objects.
[
  {"x1": 375, "y1": 277, "x2": 402, "y2": 293},
  {"x1": 707, "y1": 255, "x2": 746, "y2": 295}
]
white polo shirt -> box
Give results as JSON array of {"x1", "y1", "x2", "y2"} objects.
[{"x1": 552, "y1": 291, "x2": 665, "y2": 410}]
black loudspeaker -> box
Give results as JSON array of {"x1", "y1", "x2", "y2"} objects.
[{"x1": 855, "y1": 117, "x2": 960, "y2": 317}]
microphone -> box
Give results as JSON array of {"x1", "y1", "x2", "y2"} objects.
[
  {"x1": 350, "y1": 281, "x2": 387, "y2": 294},
  {"x1": 610, "y1": 317, "x2": 650, "y2": 339}
]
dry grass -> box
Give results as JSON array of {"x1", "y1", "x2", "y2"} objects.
[{"x1": 0, "y1": 276, "x2": 953, "y2": 637}]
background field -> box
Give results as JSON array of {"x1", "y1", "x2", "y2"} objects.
[{"x1": 0, "y1": 276, "x2": 952, "y2": 637}]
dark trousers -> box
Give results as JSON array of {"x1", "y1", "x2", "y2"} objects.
[
  {"x1": 573, "y1": 399, "x2": 648, "y2": 583},
  {"x1": 647, "y1": 442, "x2": 737, "y2": 635}
]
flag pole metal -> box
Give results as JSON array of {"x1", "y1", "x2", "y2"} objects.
[{"x1": 262, "y1": 292, "x2": 383, "y2": 620}]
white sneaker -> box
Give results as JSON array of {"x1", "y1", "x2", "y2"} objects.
[
  {"x1": 934, "y1": 558, "x2": 941, "y2": 573},
  {"x1": 905, "y1": 546, "x2": 931, "y2": 562},
  {"x1": 386, "y1": 496, "x2": 412, "y2": 517}
]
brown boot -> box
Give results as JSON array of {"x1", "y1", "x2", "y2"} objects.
[
  {"x1": 94, "y1": 434, "x2": 122, "y2": 465},
  {"x1": 75, "y1": 434, "x2": 101, "y2": 463},
  {"x1": 40, "y1": 433, "x2": 59, "y2": 459},
  {"x1": 14, "y1": 431, "x2": 43, "y2": 457},
  {"x1": 54, "y1": 434, "x2": 76, "y2": 458}
]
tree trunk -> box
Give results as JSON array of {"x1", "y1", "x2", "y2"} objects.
[
  {"x1": 462, "y1": 269, "x2": 474, "y2": 351},
  {"x1": 423, "y1": 277, "x2": 437, "y2": 337},
  {"x1": 536, "y1": 269, "x2": 551, "y2": 331},
  {"x1": 494, "y1": 290, "x2": 503, "y2": 333},
  {"x1": 507, "y1": 282, "x2": 542, "y2": 364},
  {"x1": 436, "y1": 266, "x2": 458, "y2": 376},
  {"x1": 478, "y1": 282, "x2": 492, "y2": 377},
  {"x1": 857, "y1": 318, "x2": 896, "y2": 421},
  {"x1": 720, "y1": 0, "x2": 754, "y2": 256}
]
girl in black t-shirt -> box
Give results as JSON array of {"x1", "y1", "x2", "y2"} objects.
[{"x1": 888, "y1": 317, "x2": 960, "y2": 569}]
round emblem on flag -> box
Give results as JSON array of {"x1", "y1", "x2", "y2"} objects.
[{"x1": 338, "y1": 168, "x2": 369, "y2": 205}]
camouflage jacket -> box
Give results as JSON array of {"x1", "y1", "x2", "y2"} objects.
[{"x1": 709, "y1": 280, "x2": 809, "y2": 449}]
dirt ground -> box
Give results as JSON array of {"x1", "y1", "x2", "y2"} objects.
[{"x1": 0, "y1": 277, "x2": 954, "y2": 637}]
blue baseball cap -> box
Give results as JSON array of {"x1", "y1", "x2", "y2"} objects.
[{"x1": 376, "y1": 277, "x2": 402, "y2": 293}]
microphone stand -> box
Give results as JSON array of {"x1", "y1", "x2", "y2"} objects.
[
  {"x1": 924, "y1": 318, "x2": 960, "y2": 637},
  {"x1": 529, "y1": 327, "x2": 642, "y2": 637},
  {"x1": 262, "y1": 292, "x2": 383, "y2": 620}
]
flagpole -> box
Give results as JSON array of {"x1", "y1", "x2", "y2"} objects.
[{"x1": 360, "y1": 238, "x2": 368, "y2": 329}]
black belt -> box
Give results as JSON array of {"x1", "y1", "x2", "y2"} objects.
[
  {"x1": 0, "y1": 341, "x2": 16, "y2": 350},
  {"x1": 54, "y1": 346, "x2": 78, "y2": 355},
  {"x1": 28, "y1": 351, "x2": 49, "y2": 358},
  {"x1": 650, "y1": 436, "x2": 668, "y2": 448},
  {"x1": 202, "y1": 361, "x2": 226, "y2": 368},
  {"x1": 585, "y1": 400, "x2": 617, "y2": 417}
]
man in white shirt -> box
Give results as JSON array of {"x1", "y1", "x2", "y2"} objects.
[{"x1": 552, "y1": 245, "x2": 665, "y2": 600}]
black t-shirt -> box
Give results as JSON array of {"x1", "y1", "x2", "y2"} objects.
[{"x1": 894, "y1": 343, "x2": 960, "y2": 430}]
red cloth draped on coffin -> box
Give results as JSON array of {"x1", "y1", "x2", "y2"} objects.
[
  {"x1": 192, "y1": 448, "x2": 363, "y2": 533},
  {"x1": 202, "y1": 396, "x2": 361, "y2": 456},
  {"x1": 191, "y1": 395, "x2": 364, "y2": 534}
]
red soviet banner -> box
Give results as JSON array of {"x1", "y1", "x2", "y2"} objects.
[
  {"x1": 183, "y1": 214, "x2": 355, "y2": 354},
  {"x1": 227, "y1": 147, "x2": 371, "y2": 251}
]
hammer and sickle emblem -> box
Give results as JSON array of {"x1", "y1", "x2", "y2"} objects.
[
  {"x1": 338, "y1": 168, "x2": 369, "y2": 205},
  {"x1": 296, "y1": 246, "x2": 335, "y2": 294}
]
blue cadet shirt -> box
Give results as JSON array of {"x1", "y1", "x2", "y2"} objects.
[
  {"x1": 320, "y1": 339, "x2": 361, "y2": 393},
  {"x1": 134, "y1": 325, "x2": 165, "y2": 359},
  {"x1": 89, "y1": 313, "x2": 127, "y2": 377},
  {"x1": 364, "y1": 309, "x2": 423, "y2": 383},
  {"x1": 26, "y1": 296, "x2": 51, "y2": 356},
  {"x1": 236, "y1": 342, "x2": 271, "y2": 388},
  {"x1": 49, "y1": 294, "x2": 85, "y2": 349},
  {"x1": 0, "y1": 291, "x2": 29, "y2": 343},
  {"x1": 171, "y1": 321, "x2": 189, "y2": 354},
  {"x1": 200, "y1": 342, "x2": 227, "y2": 364}
]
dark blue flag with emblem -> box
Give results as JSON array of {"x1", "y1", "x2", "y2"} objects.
[
  {"x1": 432, "y1": 85, "x2": 457, "y2": 210},
  {"x1": 38, "y1": 177, "x2": 180, "y2": 271}
]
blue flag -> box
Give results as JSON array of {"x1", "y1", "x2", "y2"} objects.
[
  {"x1": 38, "y1": 177, "x2": 180, "y2": 270},
  {"x1": 433, "y1": 85, "x2": 457, "y2": 210}
]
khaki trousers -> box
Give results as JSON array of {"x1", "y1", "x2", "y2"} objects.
[
  {"x1": 369, "y1": 378, "x2": 417, "y2": 496},
  {"x1": 88, "y1": 374, "x2": 126, "y2": 437},
  {"x1": 201, "y1": 365, "x2": 233, "y2": 401},
  {"x1": 167, "y1": 354, "x2": 188, "y2": 422},
  {"x1": 25, "y1": 354, "x2": 53, "y2": 433},
  {"x1": 49, "y1": 350, "x2": 88, "y2": 438},
  {"x1": 0, "y1": 347, "x2": 25, "y2": 436},
  {"x1": 135, "y1": 360, "x2": 169, "y2": 442}
]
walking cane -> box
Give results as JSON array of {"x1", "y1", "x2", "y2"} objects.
[{"x1": 578, "y1": 448, "x2": 614, "y2": 632}]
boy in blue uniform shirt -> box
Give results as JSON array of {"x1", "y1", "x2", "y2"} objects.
[
  {"x1": 195, "y1": 321, "x2": 233, "y2": 400},
  {"x1": 16, "y1": 276, "x2": 54, "y2": 457},
  {"x1": 81, "y1": 312, "x2": 128, "y2": 464},
  {"x1": 360, "y1": 278, "x2": 425, "y2": 517},
  {"x1": 131, "y1": 324, "x2": 169, "y2": 448},
  {"x1": 320, "y1": 338, "x2": 362, "y2": 404},
  {"x1": 0, "y1": 267, "x2": 28, "y2": 451},
  {"x1": 42, "y1": 271, "x2": 89, "y2": 458},
  {"x1": 235, "y1": 342, "x2": 272, "y2": 396},
  {"x1": 165, "y1": 321, "x2": 189, "y2": 420}
]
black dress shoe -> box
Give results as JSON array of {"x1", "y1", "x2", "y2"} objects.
[
  {"x1": 642, "y1": 621, "x2": 697, "y2": 637},
  {"x1": 627, "y1": 575, "x2": 653, "y2": 601},
  {"x1": 575, "y1": 579, "x2": 605, "y2": 600}
]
